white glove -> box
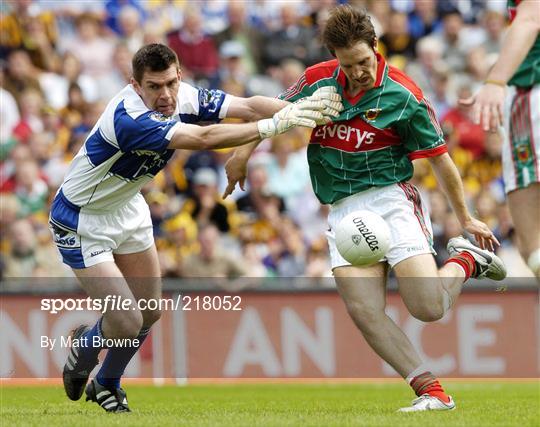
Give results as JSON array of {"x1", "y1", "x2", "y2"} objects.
[
  {"x1": 257, "y1": 100, "x2": 326, "y2": 139},
  {"x1": 305, "y1": 86, "x2": 344, "y2": 125}
]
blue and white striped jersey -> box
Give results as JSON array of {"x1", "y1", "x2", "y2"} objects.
[{"x1": 59, "y1": 82, "x2": 232, "y2": 212}]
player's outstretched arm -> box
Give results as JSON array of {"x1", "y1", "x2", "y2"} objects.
[
  {"x1": 459, "y1": 0, "x2": 540, "y2": 131},
  {"x1": 428, "y1": 153, "x2": 500, "y2": 251},
  {"x1": 167, "y1": 100, "x2": 328, "y2": 150}
]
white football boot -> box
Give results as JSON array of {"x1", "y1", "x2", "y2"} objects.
[
  {"x1": 398, "y1": 394, "x2": 456, "y2": 412},
  {"x1": 447, "y1": 236, "x2": 507, "y2": 280}
]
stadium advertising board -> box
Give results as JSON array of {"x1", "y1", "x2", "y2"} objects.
[{"x1": 1, "y1": 291, "x2": 537, "y2": 380}]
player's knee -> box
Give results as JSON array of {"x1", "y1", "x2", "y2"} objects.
[
  {"x1": 141, "y1": 307, "x2": 161, "y2": 327},
  {"x1": 408, "y1": 302, "x2": 445, "y2": 322}
]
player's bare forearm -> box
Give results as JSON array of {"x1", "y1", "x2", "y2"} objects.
[
  {"x1": 227, "y1": 96, "x2": 289, "y2": 122},
  {"x1": 486, "y1": 0, "x2": 540, "y2": 83},
  {"x1": 428, "y1": 153, "x2": 472, "y2": 225},
  {"x1": 234, "y1": 142, "x2": 259, "y2": 160},
  {"x1": 225, "y1": 96, "x2": 290, "y2": 159},
  {"x1": 429, "y1": 154, "x2": 499, "y2": 249},
  {"x1": 168, "y1": 122, "x2": 261, "y2": 150}
]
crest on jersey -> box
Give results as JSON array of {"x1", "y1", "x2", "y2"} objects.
[
  {"x1": 364, "y1": 108, "x2": 381, "y2": 121},
  {"x1": 149, "y1": 112, "x2": 173, "y2": 122},
  {"x1": 517, "y1": 145, "x2": 530, "y2": 162},
  {"x1": 198, "y1": 88, "x2": 222, "y2": 113},
  {"x1": 351, "y1": 235, "x2": 362, "y2": 246}
]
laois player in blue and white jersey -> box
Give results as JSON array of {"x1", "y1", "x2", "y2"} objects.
[{"x1": 50, "y1": 43, "x2": 343, "y2": 412}]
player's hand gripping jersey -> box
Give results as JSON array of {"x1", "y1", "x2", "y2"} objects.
[
  {"x1": 280, "y1": 54, "x2": 446, "y2": 204},
  {"x1": 57, "y1": 82, "x2": 231, "y2": 212}
]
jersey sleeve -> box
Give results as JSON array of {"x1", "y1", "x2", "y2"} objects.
[
  {"x1": 400, "y1": 98, "x2": 447, "y2": 160},
  {"x1": 278, "y1": 72, "x2": 315, "y2": 102},
  {"x1": 178, "y1": 82, "x2": 232, "y2": 123},
  {"x1": 114, "y1": 103, "x2": 181, "y2": 152}
]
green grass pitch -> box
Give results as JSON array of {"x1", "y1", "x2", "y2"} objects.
[{"x1": 1, "y1": 382, "x2": 538, "y2": 426}]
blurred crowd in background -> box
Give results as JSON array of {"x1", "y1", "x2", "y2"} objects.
[{"x1": 0, "y1": 0, "x2": 535, "y2": 281}]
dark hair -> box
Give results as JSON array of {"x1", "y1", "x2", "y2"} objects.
[
  {"x1": 132, "y1": 43, "x2": 179, "y2": 82},
  {"x1": 322, "y1": 5, "x2": 376, "y2": 56}
]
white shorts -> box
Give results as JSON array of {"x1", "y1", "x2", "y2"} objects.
[
  {"x1": 502, "y1": 85, "x2": 540, "y2": 193},
  {"x1": 327, "y1": 183, "x2": 435, "y2": 269},
  {"x1": 49, "y1": 191, "x2": 154, "y2": 269}
]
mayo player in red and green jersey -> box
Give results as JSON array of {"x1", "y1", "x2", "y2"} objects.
[
  {"x1": 224, "y1": 5, "x2": 506, "y2": 412},
  {"x1": 461, "y1": 0, "x2": 540, "y2": 278}
]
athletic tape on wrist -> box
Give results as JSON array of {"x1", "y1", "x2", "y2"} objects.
[{"x1": 257, "y1": 118, "x2": 276, "y2": 139}]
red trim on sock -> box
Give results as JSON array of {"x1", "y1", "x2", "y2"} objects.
[
  {"x1": 445, "y1": 252, "x2": 476, "y2": 280},
  {"x1": 426, "y1": 389, "x2": 451, "y2": 403},
  {"x1": 459, "y1": 251, "x2": 477, "y2": 275},
  {"x1": 410, "y1": 371, "x2": 431, "y2": 391},
  {"x1": 410, "y1": 372, "x2": 450, "y2": 403}
]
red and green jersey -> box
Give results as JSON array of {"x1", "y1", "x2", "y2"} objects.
[
  {"x1": 507, "y1": 0, "x2": 540, "y2": 87},
  {"x1": 279, "y1": 54, "x2": 446, "y2": 204}
]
